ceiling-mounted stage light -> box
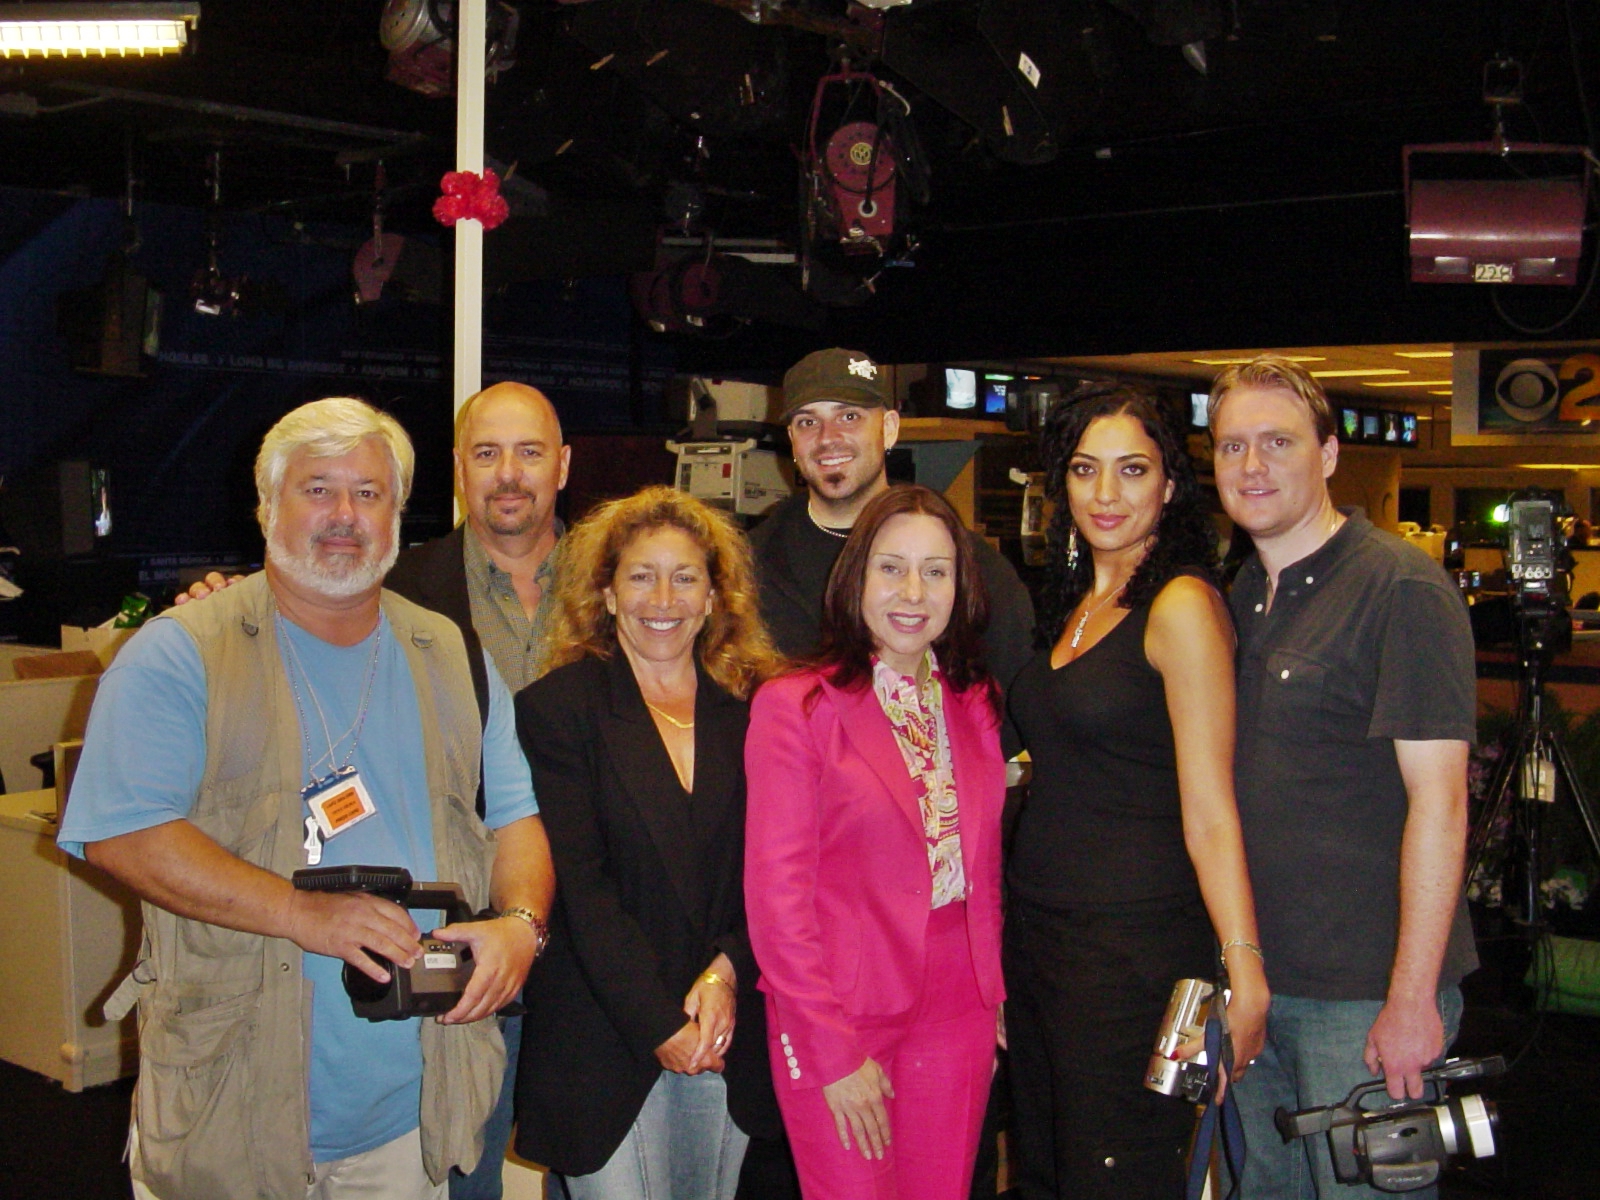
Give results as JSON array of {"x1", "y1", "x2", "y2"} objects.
[
  {"x1": 0, "y1": 3, "x2": 199, "y2": 59},
  {"x1": 1405, "y1": 145, "x2": 1591, "y2": 286},
  {"x1": 380, "y1": 0, "x2": 519, "y2": 99},
  {"x1": 1404, "y1": 57, "x2": 1594, "y2": 287}
]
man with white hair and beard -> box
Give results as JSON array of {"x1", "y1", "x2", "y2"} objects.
[{"x1": 58, "y1": 397, "x2": 556, "y2": 1200}]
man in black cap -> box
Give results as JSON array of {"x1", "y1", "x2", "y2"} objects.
[{"x1": 749, "y1": 347, "x2": 1035, "y2": 740}]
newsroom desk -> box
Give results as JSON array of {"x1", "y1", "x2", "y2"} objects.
[{"x1": 0, "y1": 789, "x2": 139, "y2": 1091}]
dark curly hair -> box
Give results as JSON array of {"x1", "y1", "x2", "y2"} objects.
[{"x1": 1037, "y1": 382, "x2": 1220, "y2": 645}]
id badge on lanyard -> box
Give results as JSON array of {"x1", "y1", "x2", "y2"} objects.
[{"x1": 302, "y1": 766, "x2": 377, "y2": 865}]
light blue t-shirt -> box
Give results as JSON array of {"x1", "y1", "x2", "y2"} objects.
[{"x1": 58, "y1": 612, "x2": 538, "y2": 1162}]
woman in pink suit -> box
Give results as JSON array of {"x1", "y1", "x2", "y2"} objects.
[{"x1": 744, "y1": 483, "x2": 1007, "y2": 1200}]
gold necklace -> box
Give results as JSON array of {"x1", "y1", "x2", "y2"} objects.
[
  {"x1": 644, "y1": 700, "x2": 695, "y2": 730},
  {"x1": 1068, "y1": 583, "x2": 1127, "y2": 650}
]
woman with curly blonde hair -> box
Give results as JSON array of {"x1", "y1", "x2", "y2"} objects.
[
  {"x1": 514, "y1": 485, "x2": 784, "y2": 1200},
  {"x1": 539, "y1": 485, "x2": 780, "y2": 696}
]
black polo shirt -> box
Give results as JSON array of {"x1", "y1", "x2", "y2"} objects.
[{"x1": 1231, "y1": 509, "x2": 1479, "y2": 1000}]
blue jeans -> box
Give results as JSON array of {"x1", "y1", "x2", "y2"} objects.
[
  {"x1": 553, "y1": 1070, "x2": 747, "y2": 1200},
  {"x1": 1231, "y1": 988, "x2": 1464, "y2": 1200},
  {"x1": 449, "y1": 1013, "x2": 521, "y2": 1200}
]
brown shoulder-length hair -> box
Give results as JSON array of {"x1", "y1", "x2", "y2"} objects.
[
  {"x1": 811, "y1": 483, "x2": 992, "y2": 695},
  {"x1": 539, "y1": 485, "x2": 783, "y2": 700}
]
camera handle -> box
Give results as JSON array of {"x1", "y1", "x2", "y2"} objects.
[
  {"x1": 1276, "y1": 1055, "x2": 1508, "y2": 1142},
  {"x1": 396, "y1": 882, "x2": 478, "y2": 928}
]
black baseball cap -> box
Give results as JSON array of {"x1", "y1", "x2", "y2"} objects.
[{"x1": 780, "y1": 348, "x2": 890, "y2": 421}]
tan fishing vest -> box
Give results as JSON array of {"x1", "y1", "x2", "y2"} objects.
[{"x1": 120, "y1": 572, "x2": 503, "y2": 1199}]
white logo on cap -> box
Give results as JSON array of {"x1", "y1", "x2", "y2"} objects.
[{"x1": 847, "y1": 357, "x2": 877, "y2": 380}]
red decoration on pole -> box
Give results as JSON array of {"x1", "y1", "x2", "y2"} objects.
[{"x1": 433, "y1": 169, "x2": 510, "y2": 230}]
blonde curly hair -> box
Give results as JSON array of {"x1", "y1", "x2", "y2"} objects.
[{"x1": 540, "y1": 486, "x2": 782, "y2": 700}]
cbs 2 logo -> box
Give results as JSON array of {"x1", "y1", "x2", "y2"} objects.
[{"x1": 1494, "y1": 353, "x2": 1600, "y2": 424}]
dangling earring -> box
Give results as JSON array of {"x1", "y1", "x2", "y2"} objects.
[{"x1": 1067, "y1": 526, "x2": 1080, "y2": 571}]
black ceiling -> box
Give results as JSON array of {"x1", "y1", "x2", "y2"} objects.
[{"x1": 0, "y1": 0, "x2": 1595, "y2": 361}]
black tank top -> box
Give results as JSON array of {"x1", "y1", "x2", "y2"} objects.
[{"x1": 1007, "y1": 599, "x2": 1203, "y2": 910}]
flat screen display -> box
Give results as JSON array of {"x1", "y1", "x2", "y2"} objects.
[
  {"x1": 983, "y1": 373, "x2": 1013, "y2": 415},
  {"x1": 1382, "y1": 412, "x2": 1401, "y2": 444},
  {"x1": 1340, "y1": 408, "x2": 1361, "y2": 441},
  {"x1": 1191, "y1": 392, "x2": 1210, "y2": 428},
  {"x1": 945, "y1": 368, "x2": 977, "y2": 411},
  {"x1": 1362, "y1": 411, "x2": 1381, "y2": 441},
  {"x1": 1400, "y1": 413, "x2": 1419, "y2": 446}
]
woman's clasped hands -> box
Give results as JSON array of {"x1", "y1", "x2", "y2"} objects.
[{"x1": 655, "y1": 955, "x2": 738, "y2": 1075}]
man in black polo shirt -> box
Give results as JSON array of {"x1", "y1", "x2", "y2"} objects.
[
  {"x1": 750, "y1": 347, "x2": 1035, "y2": 748},
  {"x1": 1209, "y1": 356, "x2": 1478, "y2": 1200}
]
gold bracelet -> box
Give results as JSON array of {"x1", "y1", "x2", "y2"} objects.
[
  {"x1": 1220, "y1": 938, "x2": 1264, "y2": 962},
  {"x1": 698, "y1": 971, "x2": 734, "y2": 991}
]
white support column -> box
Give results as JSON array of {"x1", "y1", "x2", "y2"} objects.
[
  {"x1": 452, "y1": 0, "x2": 488, "y2": 524},
  {"x1": 453, "y1": 0, "x2": 487, "y2": 414}
]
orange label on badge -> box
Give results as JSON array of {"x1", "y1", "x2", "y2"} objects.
[{"x1": 320, "y1": 786, "x2": 366, "y2": 831}]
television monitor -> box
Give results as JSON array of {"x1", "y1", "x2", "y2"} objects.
[
  {"x1": 1381, "y1": 412, "x2": 1401, "y2": 443},
  {"x1": 983, "y1": 373, "x2": 1013, "y2": 416},
  {"x1": 1191, "y1": 392, "x2": 1210, "y2": 429},
  {"x1": 944, "y1": 367, "x2": 977, "y2": 411},
  {"x1": 1400, "y1": 413, "x2": 1419, "y2": 446},
  {"x1": 1340, "y1": 408, "x2": 1361, "y2": 442},
  {"x1": 1361, "y1": 411, "x2": 1381, "y2": 441}
]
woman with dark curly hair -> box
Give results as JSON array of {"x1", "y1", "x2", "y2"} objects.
[{"x1": 1004, "y1": 383, "x2": 1269, "y2": 1199}]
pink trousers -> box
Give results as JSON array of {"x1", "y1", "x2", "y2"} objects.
[{"x1": 768, "y1": 902, "x2": 997, "y2": 1200}]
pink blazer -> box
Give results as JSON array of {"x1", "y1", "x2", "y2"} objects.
[{"x1": 744, "y1": 667, "x2": 1007, "y2": 1092}]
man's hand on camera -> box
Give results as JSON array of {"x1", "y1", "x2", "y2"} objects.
[
  {"x1": 283, "y1": 887, "x2": 423, "y2": 984},
  {"x1": 432, "y1": 913, "x2": 542, "y2": 1024}
]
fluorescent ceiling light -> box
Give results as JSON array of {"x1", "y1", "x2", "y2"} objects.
[
  {"x1": 0, "y1": 3, "x2": 198, "y2": 58},
  {"x1": 1394, "y1": 350, "x2": 1454, "y2": 358},
  {"x1": 1429, "y1": 390, "x2": 1453, "y2": 396},
  {"x1": 1363, "y1": 379, "x2": 1452, "y2": 388},
  {"x1": 1191, "y1": 355, "x2": 1326, "y2": 365},
  {"x1": 1510, "y1": 464, "x2": 1600, "y2": 471},
  {"x1": 1310, "y1": 368, "x2": 1409, "y2": 378}
]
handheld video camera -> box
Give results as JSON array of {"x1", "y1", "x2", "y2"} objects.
[
  {"x1": 1274, "y1": 1055, "x2": 1504, "y2": 1193},
  {"x1": 292, "y1": 864, "x2": 482, "y2": 1022},
  {"x1": 1144, "y1": 978, "x2": 1220, "y2": 1105}
]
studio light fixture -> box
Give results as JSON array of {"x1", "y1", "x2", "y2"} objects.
[{"x1": 0, "y1": 3, "x2": 199, "y2": 59}]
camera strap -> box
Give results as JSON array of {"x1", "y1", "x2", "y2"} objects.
[{"x1": 1186, "y1": 1014, "x2": 1246, "y2": 1200}]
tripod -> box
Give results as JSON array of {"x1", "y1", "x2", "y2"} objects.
[{"x1": 1468, "y1": 597, "x2": 1600, "y2": 930}]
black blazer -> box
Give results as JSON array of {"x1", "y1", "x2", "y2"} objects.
[
  {"x1": 386, "y1": 526, "x2": 492, "y2": 726},
  {"x1": 513, "y1": 652, "x2": 779, "y2": 1175}
]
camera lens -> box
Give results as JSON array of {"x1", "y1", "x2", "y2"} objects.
[
  {"x1": 343, "y1": 956, "x2": 392, "y2": 1004},
  {"x1": 1437, "y1": 1094, "x2": 1497, "y2": 1159}
]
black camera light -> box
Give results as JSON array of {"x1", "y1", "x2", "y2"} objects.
[{"x1": 1275, "y1": 1056, "x2": 1504, "y2": 1193}]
